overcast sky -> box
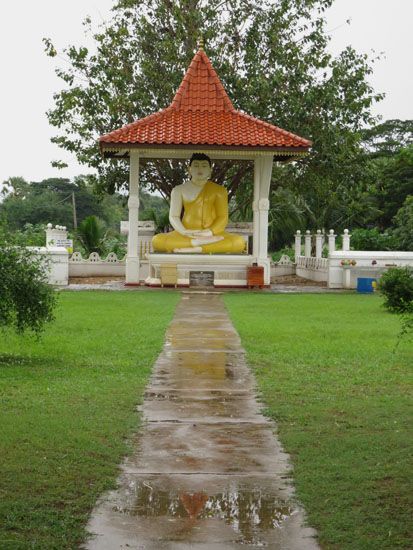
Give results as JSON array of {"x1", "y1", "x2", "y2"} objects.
[{"x1": 1, "y1": 0, "x2": 412, "y2": 184}]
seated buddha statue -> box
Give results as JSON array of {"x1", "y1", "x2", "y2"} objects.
[{"x1": 152, "y1": 153, "x2": 245, "y2": 254}]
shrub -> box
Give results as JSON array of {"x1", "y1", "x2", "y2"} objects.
[
  {"x1": 351, "y1": 228, "x2": 397, "y2": 251},
  {"x1": 392, "y1": 195, "x2": 413, "y2": 251},
  {"x1": 378, "y1": 267, "x2": 413, "y2": 313},
  {"x1": 271, "y1": 247, "x2": 295, "y2": 262},
  {"x1": 76, "y1": 215, "x2": 107, "y2": 255},
  {"x1": 0, "y1": 240, "x2": 57, "y2": 334}
]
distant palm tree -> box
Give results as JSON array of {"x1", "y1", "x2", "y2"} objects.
[{"x1": 77, "y1": 215, "x2": 107, "y2": 255}]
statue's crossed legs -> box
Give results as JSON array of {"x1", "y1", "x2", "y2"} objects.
[{"x1": 152, "y1": 230, "x2": 246, "y2": 254}]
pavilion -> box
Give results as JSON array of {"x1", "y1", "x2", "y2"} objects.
[{"x1": 99, "y1": 45, "x2": 311, "y2": 286}]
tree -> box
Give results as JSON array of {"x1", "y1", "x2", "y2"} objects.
[
  {"x1": 0, "y1": 176, "x2": 128, "y2": 232},
  {"x1": 361, "y1": 119, "x2": 413, "y2": 159},
  {"x1": 77, "y1": 215, "x2": 108, "y2": 255},
  {"x1": 0, "y1": 231, "x2": 57, "y2": 334},
  {"x1": 392, "y1": 195, "x2": 413, "y2": 251},
  {"x1": 370, "y1": 145, "x2": 413, "y2": 228},
  {"x1": 44, "y1": 0, "x2": 382, "y2": 234}
]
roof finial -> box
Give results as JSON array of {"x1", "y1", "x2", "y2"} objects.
[{"x1": 197, "y1": 35, "x2": 204, "y2": 50}]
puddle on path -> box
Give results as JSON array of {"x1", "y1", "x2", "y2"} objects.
[{"x1": 113, "y1": 480, "x2": 292, "y2": 546}]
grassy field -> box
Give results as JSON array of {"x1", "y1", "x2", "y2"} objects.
[
  {"x1": 224, "y1": 293, "x2": 412, "y2": 550},
  {"x1": 0, "y1": 291, "x2": 179, "y2": 549}
]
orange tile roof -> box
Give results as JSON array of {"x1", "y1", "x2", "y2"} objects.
[{"x1": 100, "y1": 49, "x2": 311, "y2": 151}]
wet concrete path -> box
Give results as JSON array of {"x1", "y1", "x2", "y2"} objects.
[{"x1": 85, "y1": 293, "x2": 318, "y2": 549}]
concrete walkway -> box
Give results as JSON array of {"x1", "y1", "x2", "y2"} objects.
[{"x1": 84, "y1": 293, "x2": 319, "y2": 549}]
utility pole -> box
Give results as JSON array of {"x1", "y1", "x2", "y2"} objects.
[{"x1": 72, "y1": 192, "x2": 78, "y2": 229}]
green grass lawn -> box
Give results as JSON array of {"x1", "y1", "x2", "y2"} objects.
[
  {"x1": 0, "y1": 291, "x2": 179, "y2": 550},
  {"x1": 224, "y1": 293, "x2": 412, "y2": 550}
]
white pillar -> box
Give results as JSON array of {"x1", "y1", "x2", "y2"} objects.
[
  {"x1": 126, "y1": 152, "x2": 140, "y2": 284},
  {"x1": 295, "y1": 230, "x2": 302, "y2": 259},
  {"x1": 257, "y1": 157, "x2": 273, "y2": 260},
  {"x1": 252, "y1": 159, "x2": 260, "y2": 258},
  {"x1": 343, "y1": 267, "x2": 351, "y2": 289},
  {"x1": 45, "y1": 223, "x2": 68, "y2": 248},
  {"x1": 328, "y1": 230, "x2": 336, "y2": 254},
  {"x1": 304, "y1": 230, "x2": 312, "y2": 257},
  {"x1": 342, "y1": 229, "x2": 351, "y2": 251},
  {"x1": 258, "y1": 198, "x2": 270, "y2": 259},
  {"x1": 252, "y1": 156, "x2": 273, "y2": 284},
  {"x1": 315, "y1": 230, "x2": 323, "y2": 258}
]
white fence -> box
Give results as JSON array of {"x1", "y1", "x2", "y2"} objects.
[
  {"x1": 296, "y1": 256, "x2": 328, "y2": 282},
  {"x1": 69, "y1": 252, "x2": 126, "y2": 277},
  {"x1": 294, "y1": 229, "x2": 413, "y2": 288}
]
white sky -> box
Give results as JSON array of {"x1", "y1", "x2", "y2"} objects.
[{"x1": 1, "y1": 0, "x2": 412, "y2": 184}]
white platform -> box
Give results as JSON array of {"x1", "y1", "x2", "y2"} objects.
[{"x1": 146, "y1": 253, "x2": 256, "y2": 287}]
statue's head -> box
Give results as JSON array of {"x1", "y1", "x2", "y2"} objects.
[
  {"x1": 188, "y1": 153, "x2": 212, "y2": 183},
  {"x1": 189, "y1": 153, "x2": 212, "y2": 167}
]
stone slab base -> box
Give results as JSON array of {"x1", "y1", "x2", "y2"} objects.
[{"x1": 146, "y1": 253, "x2": 257, "y2": 287}]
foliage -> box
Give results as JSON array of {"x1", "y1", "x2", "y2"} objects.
[
  {"x1": 44, "y1": 0, "x2": 382, "y2": 229},
  {"x1": 378, "y1": 267, "x2": 413, "y2": 313},
  {"x1": 0, "y1": 236, "x2": 57, "y2": 334},
  {"x1": 0, "y1": 222, "x2": 46, "y2": 247},
  {"x1": 0, "y1": 291, "x2": 179, "y2": 548},
  {"x1": 271, "y1": 247, "x2": 295, "y2": 263},
  {"x1": 141, "y1": 208, "x2": 170, "y2": 233},
  {"x1": 100, "y1": 233, "x2": 127, "y2": 258},
  {"x1": 225, "y1": 293, "x2": 412, "y2": 549},
  {"x1": 350, "y1": 227, "x2": 397, "y2": 251},
  {"x1": 76, "y1": 215, "x2": 107, "y2": 255},
  {"x1": 361, "y1": 119, "x2": 413, "y2": 159},
  {"x1": 140, "y1": 189, "x2": 170, "y2": 233},
  {"x1": 399, "y1": 309, "x2": 413, "y2": 343},
  {"x1": 392, "y1": 195, "x2": 413, "y2": 251},
  {"x1": 367, "y1": 143, "x2": 413, "y2": 228},
  {"x1": 0, "y1": 176, "x2": 128, "y2": 232}
]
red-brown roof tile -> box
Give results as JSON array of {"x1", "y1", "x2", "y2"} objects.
[{"x1": 100, "y1": 49, "x2": 311, "y2": 151}]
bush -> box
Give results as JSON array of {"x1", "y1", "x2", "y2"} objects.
[
  {"x1": 378, "y1": 267, "x2": 413, "y2": 313},
  {"x1": 271, "y1": 247, "x2": 295, "y2": 262},
  {"x1": 0, "y1": 241, "x2": 57, "y2": 334},
  {"x1": 76, "y1": 215, "x2": 107, "y2": 255},
  {"x1": 392, "y1": 195, "x2": 413, "y2": 251},
  {"x1": 351, "y1": 228, "x2": 397, "y2": 251}
]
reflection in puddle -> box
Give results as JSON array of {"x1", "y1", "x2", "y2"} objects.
[{"x1": 115, "y1": 482, "x2": 292, "y2": 545}]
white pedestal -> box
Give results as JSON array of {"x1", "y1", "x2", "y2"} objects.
[{"x1": 146, "y1": 254, "x2": 255, "y2": 287}]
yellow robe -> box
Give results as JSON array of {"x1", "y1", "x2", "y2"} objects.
[{"x1": 152, "y1": 181, "x2": 245, "y2": 254}]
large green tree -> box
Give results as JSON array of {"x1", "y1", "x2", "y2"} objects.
[
  {"x1": 0, "y1": 176, "x2": 128, "y2": 231},
  {"x1": 44, "y1": 0, "x2": 382, "y2": 239}
]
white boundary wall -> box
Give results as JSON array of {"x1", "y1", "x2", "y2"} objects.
[
  {"x1": 296, "y1": 256, "x2": 328, "y2": 282},
  {"x1": 328, "y1": 251, "x2": 413, "y2": 289},
  {"x1": 27, "y1": 246, "x2": 69, "y2": 286}
]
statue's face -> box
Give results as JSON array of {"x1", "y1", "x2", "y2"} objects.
[{"x1": 189, "y1": 160, "x2": 211, "y2": 183}]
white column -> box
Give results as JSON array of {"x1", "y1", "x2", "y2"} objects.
[
  {"x1": 252, "y1": 159, "x2": 260, "y2": 258},
  {"x1": 294, "y1": 230, "x2": 302, "y2": 259},
  {"x1": 343, "y1": 267, "x2": 351, "y2": 289},
  {"x1": 257, "y1": 156, "x2": 273, "y2": 261},
  {"x1": 315, "y1": 230, "x2": 323, "y2": 258},
  {"x1": 126, "y1": 152, "x2": 140, "y2": 284},
  {"x1": 304, "y1": 231, "x2": 312, "y2": 257},
  {"x1": 45, "y1": 223, "x2": 68, "y2": 248},
  {"x1": 342, "y1": 229, "x2": 351, "y2": 251},
  {"x1": 328, "y1": 229, "x2": 336, "y2": 254},
  {"x1": 256, "y1": 156, "x2": 273, "y2": 285},
  {"x1": 258, "y1": 198, "x2": 270, "y2": 259}
]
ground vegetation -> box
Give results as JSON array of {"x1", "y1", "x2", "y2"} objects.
[{"x1": 225, "y1": 293, "x2": 412, "y2": 549}]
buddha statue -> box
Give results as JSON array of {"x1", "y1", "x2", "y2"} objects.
[{"x1": 152, "y1": 153, "x2": 245, "y2": 254}]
